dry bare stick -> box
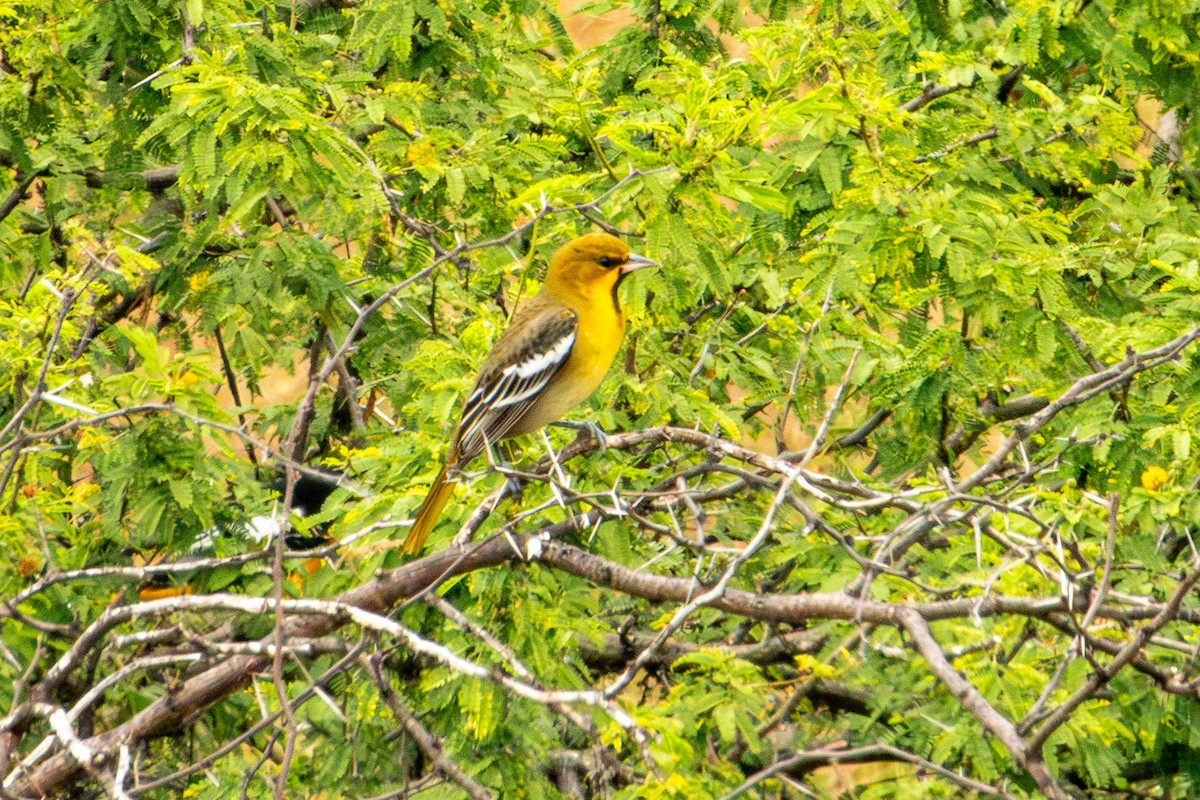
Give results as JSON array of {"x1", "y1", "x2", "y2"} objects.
[
  {"x1": 942, "y1": 393, "x2": 1050, "y2": 458},
  {"x1": 212, "y1": 323, "x2": 257, "y2": 464},
  {"x1": 65, "y1": 655, "x2": 201, "y2": 728},
  {"x1": 237, "y1": 728, "x2": 282, "y2": 799},
  {"x1": 1, "y1": 259, "x2": 108, "y2": 447},
  {"x1": 797, "y1": 347, "x2": 860, "y2": 468},
  {"x1": 718, "y1": 742, "x2": 1022, "y2": 800},
  {"x1": 599, "y1": 465, "x2": 804, "y2": 701},
  {"x1": 0, "y1": 171, "x2": 39, "y2": 226},
  {"x1": 1058, "y1": 320, "x2": 1105, "y2": 373},
  {"x1": 8, "y1": 591, "x2": 644, "y2": 793},
  {"x1": 897, "y1": 609, "x2": 1071, "y2": 800},
  {"x1": 834, "y1": 406, "x2": 890, "y2": 448},
  {"x1": 421, "y1": 595, "x2": 536, "y2": 680},
  {"x1": 0, "y1": 637, "x2": 45, "y2": 775},
  {"x1": 1072, "y1": 493, "x2": 1119, "y2": 652},
  {"x1": 451, "y1": 479, "x2": 525, "y2": 549},
  {"x1": 901, "y1": 81, "x2": 969, "y2": 112},
  {"x1": 1038, "y1": 610, "x2": 1191, "y2": 692},
  {"x1": 3, "y1": 537, "x2": 564, "y2": 797},
  {"x1": 557, "y1": 425, "x2": 926, "y2": 513},
  {"x1": 421, "y1": 594, "x2": 605, "y2": 743},
  {"x1": 579, "y1": 629, "x2": 822, "y2": 672},
  {"x1": 268, "y1": 306, "x2": 341, "y2": 800},
  {"x1": 913, "y1": 126, "x2": 998, "y2": 162},
  {"x1": 868, "y1": 324, "x2": 1200, "y2": 573},
  {"x1": 8, "y1": 543, "x2": 340, "y2": 609},
  {"x1": 322, "y1": 329, "x2": 366, "y2": 431},
  {"x1": 957, "y1": 324, "x2": 1200, "y2": 495},
  {"x1": 541, "y1": 534, "x2": 1200, "y2": 624},
  {"x1": 269, "y1": 468, "x2": 299, "y2": 800},
  {"x1": 1017, "y1": 651, "x2": 1073, "y2": 738},
  {"x1": 363, "y1": 653, "x2": 492, "y2": 800},
  {"x1": 5, "y1": 515, "x2": 1196, "y2": 798},
  {"x1": 129, "y1": 641, "x2": 367, "y2": 795},
  {"x1": 1027, "y1": 559, "x2": 1200, "y2": 753},
  {"x1": 773, "y1": 284, "x2": 830, "y2": 451},
  {"x1": 0, "y1": 268, "x2": 100, "y2": 499}
]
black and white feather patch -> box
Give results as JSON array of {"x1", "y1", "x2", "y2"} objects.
[{"x1": 455, "y1": 308, "x2": 578, "y2": 463}]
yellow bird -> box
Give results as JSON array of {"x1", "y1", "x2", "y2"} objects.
[{"x1": 403, "y1": 233, "x2": 656, "y2": 554}]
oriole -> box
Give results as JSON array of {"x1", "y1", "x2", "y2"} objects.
[{"x1": 403, "y1": 233, "x2": 656, "y2": 553}]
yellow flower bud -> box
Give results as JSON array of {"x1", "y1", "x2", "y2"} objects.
[{"x1": 1141, "y1": 465, "x2": 1170, "y2": 491}]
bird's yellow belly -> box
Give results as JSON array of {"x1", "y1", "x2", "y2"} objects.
[{"x1": 505, "y1": 323, "x2": 620, "y2": 437}]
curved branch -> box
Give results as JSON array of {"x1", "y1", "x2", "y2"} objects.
[{"x1": 5, "y1": 539, "x2": 519, "y2": 797}]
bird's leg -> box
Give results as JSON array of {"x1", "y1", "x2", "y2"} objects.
[
  {"x1": 483, "y1": 437, "x2": 524, "y2": 502},
  {"x1": 551, "y1": 419, "x2": 608, "y2": 452}
]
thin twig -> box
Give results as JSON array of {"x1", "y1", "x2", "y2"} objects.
[{"x1": 364, "y1": 653, "x2": 493, "y2": 800}]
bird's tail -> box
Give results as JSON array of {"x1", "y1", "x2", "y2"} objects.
[{"x1": 404, "y1": 461, "x2": 453, "y2": 554}]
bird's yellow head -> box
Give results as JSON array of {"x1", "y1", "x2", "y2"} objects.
[{"x1": 543, "y1": 233, "x2": 656, "y2": 312}]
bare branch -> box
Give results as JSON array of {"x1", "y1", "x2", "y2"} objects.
[
  {"x1": 363, "y1": 653, "x2": 493, "y2": 800},
  {"x1": 897, "y1": 609, "x2": 1071, "y2": 800},
  {"x1": 1028, "y1": 559, "x2": 1200, "y2": 752},
  {"x1": 720, "y1": 742, "x2": 1024, "y2": 800},
  {"x1": 901, "y1": 81, "x2": 969, "y2": 112}
]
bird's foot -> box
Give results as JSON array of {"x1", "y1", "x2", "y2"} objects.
[{"x1": 502, "y1": 472, "x2": 524, "y2": 503}]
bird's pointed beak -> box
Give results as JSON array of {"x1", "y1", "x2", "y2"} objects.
[{"x1": 621, "y1": 252, "x2": 658, "y2": 275}]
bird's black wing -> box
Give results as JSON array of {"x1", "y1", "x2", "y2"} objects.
[{"x1": 454, "y1": 306, "x2": 578, "y2": 465}]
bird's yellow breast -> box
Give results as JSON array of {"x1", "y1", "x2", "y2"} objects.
[{"x1": 506, "y1": 298, "x2": 624, "y2": 436}]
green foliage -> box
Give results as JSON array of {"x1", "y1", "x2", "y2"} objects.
[{"x1": 5, "y1": 0, "x2": 1200, "y2": 796}]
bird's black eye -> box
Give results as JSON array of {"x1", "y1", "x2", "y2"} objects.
[{"x1": 598, "y1": 256, "x2": 616, "y2": 268}]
